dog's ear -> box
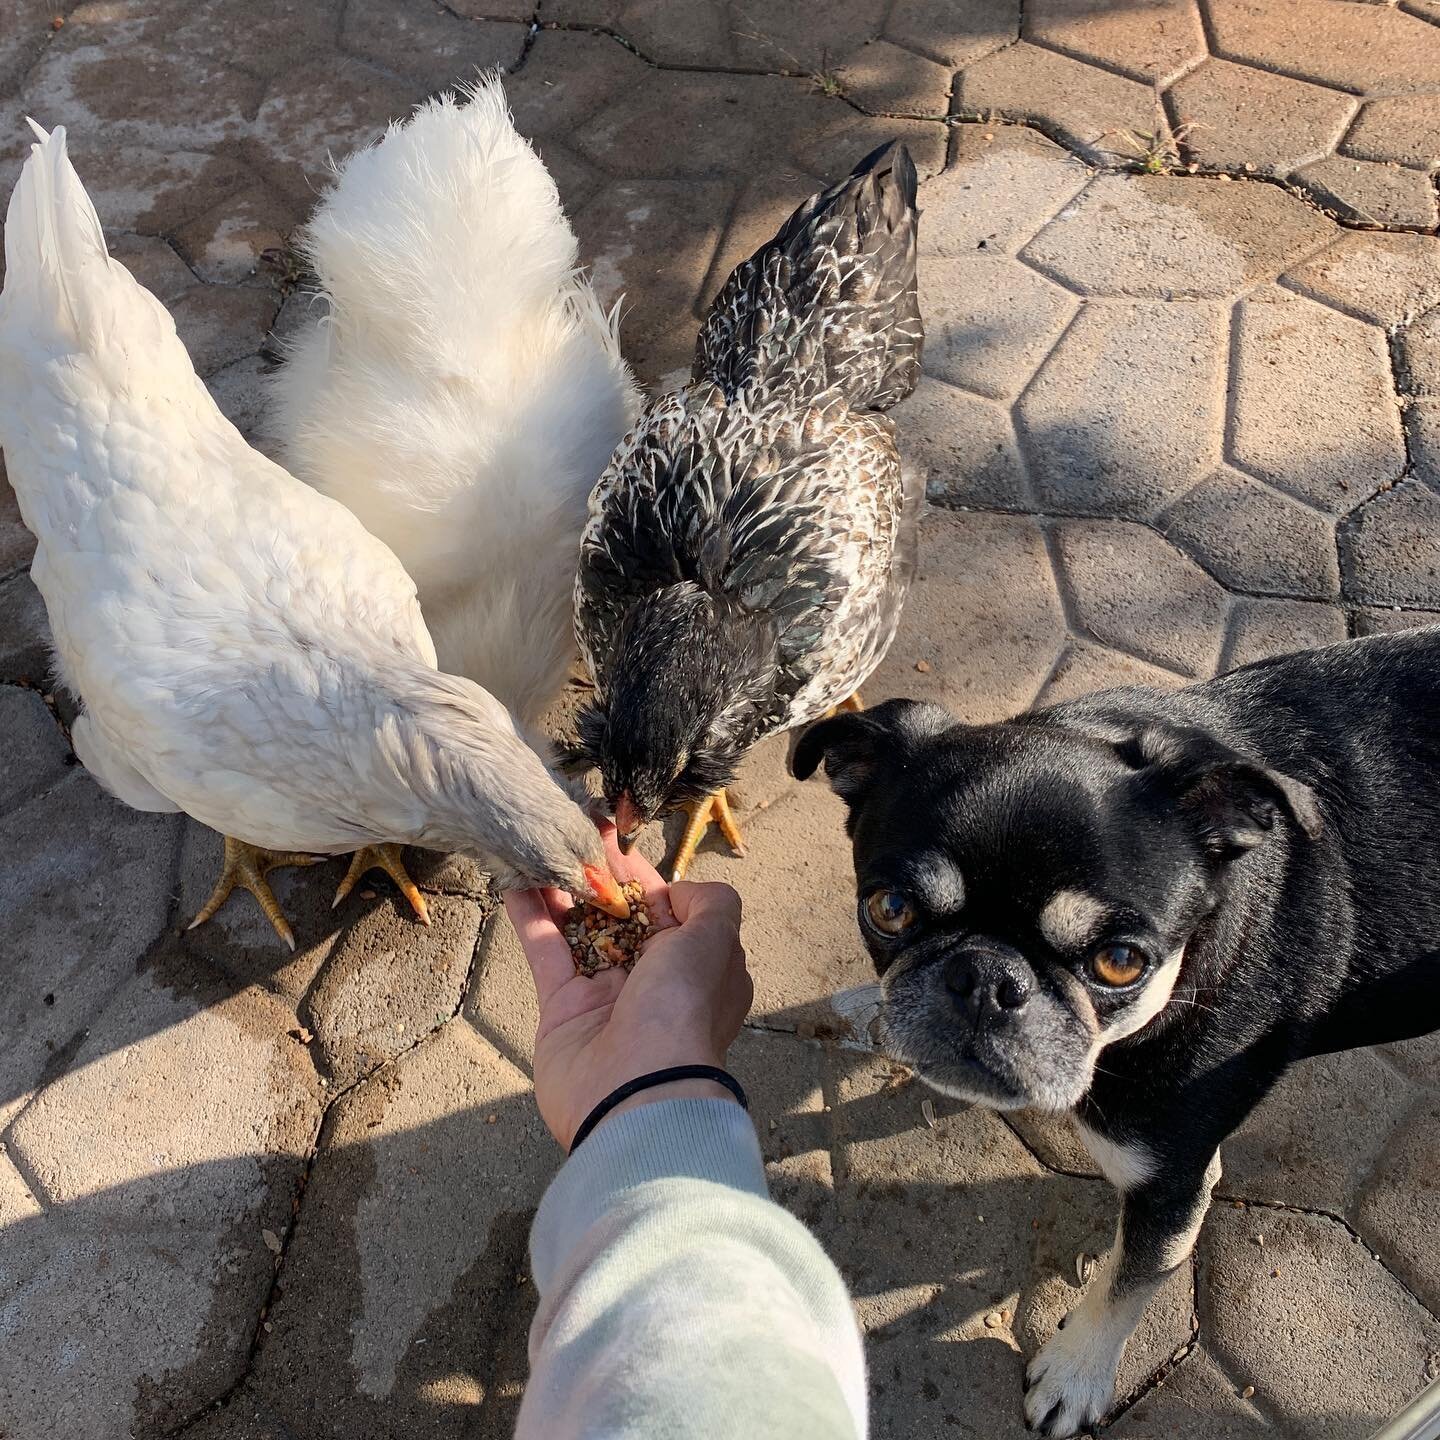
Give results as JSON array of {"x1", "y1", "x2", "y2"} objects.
[
  {"x1": 792, "y1": 699, "x2": 953, "y2": 805},
  {"x1": 1122, "y1": 724, "x2": 1323, "y2": 859}
]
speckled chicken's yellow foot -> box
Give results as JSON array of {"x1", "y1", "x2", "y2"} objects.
[
  {"x1": 823, "y1": 691, "x2": 865, "y2": 719},
  {"x1": 187, "y1": 836, "x2": 320, "y2": 953},
  {"x1": 670, "y1": 790, "x2": 746, "y2": 882},
  {"x1": 332, "y1": 844, "x2": 431, "y2": 925}
]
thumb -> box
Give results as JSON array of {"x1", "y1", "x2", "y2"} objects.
[{"x1": 668, "y1": 880, "x2": 743, "y2": 930}]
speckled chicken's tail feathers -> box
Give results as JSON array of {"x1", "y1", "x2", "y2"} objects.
[{"x1": 693, "y1": 140, "x2": 922, "y2": 411}]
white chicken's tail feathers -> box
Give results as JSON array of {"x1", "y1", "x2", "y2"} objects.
[
  {"x1": 1, "y1": 122, "x2": 186, "y2": 383},
  {"x1": 292, "y1": 74, "x2": 611, "y2": 375},
  {"x1": 2, "y1": 123, "x2": 110, "y2": 343}
]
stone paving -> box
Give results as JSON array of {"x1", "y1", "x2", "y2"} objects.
[{"x1": 3, "y1": 2, "x2": 1440, "y2": 1438}]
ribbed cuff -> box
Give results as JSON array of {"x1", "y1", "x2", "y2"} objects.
[{"x1": 530, "y1": 1098, "x2": 766, "y2": 1292}]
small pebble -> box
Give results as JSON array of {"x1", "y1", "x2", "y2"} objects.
[
  {"x1": 984, "y1": 1312, "x2": 1003, "y2": 1329},
  {"x1": 1241, "y1": 1386, "x2": 1256, "y2": 1400},
  {"x1": 915, "y1": 658, "x2": 932, "y2": 673},
  {"x1": 485, "y1": 1114, "x2": 497, "y2": 1125},
  {"x1": 358, "y1": 889, "x2": 377, "y2": 900},
  {"x1": 1254, "y1": 1234, "x2": 1264, "y2": 1247},
  {"x1": 50, "y1": 15, "x2": 64, "y2": 27}
]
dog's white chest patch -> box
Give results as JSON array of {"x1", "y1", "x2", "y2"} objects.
[{"x1": 1074, "y1": 1119, "x2": 1156, "y2": 1192}]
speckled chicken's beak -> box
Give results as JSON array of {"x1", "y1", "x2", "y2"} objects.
[
  {"x1": 613, "y1": 792, "x2": 643, "y2": 854},
  {"x1": 584, "y1": 864, "x2": 631, "y2": 918}
]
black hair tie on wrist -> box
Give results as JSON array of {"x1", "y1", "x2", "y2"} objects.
[{"x1": 568, "y1": 1065, "x2": 748, "y2": 1155}]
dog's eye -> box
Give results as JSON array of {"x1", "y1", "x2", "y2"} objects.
[
  {"x1": 864, "y1": 889, "x2": 917, "y2": 936},
  {"x1": 1089, "y1": 944, "x2": 1147, "y2": 987}
]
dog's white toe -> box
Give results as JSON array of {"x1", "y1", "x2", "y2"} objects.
[{"x1": 1022, "y1": 1309, "x2": 1122, "y2": 1437}]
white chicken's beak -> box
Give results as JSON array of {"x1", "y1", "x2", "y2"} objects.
[{"x1": 584, "y1": 864, "x2": 630, "y2": 919}]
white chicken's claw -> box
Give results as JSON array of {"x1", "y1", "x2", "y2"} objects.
[
  {"x1": 332, "y1": 844, "x2": 431, "y2": 926},
  {"x1": 187, "y1": 836, "x2": 319, "y2": 952}
]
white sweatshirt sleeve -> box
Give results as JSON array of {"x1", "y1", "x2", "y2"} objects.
[{"x1": 516, "y1": 1097, "x2": 867, "y2": 1440}]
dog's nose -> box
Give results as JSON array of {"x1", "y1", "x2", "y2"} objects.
[{"x1": 944, "y1": 949, "x2": 1032, "y2": 1023}]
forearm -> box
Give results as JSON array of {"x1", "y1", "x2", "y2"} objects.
[{"x1": 518, "y1": 1098, "x2": 867, "y2": 1440}]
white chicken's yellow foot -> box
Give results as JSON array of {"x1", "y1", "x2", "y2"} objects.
[
  {"x1": 669, "y1": 790, "x2": 746, "y2": 883},
  {"x1": 188, "y1": 836, "x2": 320, "y2": 952},
  {"x1": 332, "y1": 843, "x2": 431, "y2": 925},
  {"x1": 823, "y1": 691, "x2": 865, "y2": 719}
]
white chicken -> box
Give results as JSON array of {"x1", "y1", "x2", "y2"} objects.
[
  {"x1": 0, "y1": 123, "x2": 629, "y2": 949},
  {"x1": 270, "y1": 77, "x2": 639, "y2": 729}
]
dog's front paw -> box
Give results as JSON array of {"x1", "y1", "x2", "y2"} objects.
[{"x1": 1023, "y1": 1309, "x2": 1122, "y2": 1437}]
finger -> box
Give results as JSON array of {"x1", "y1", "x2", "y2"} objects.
[
  {"x1": 538, "y1": 885, "x2": 575, "y2": 927},
  {"x1": 503, "y1": 889, "x2": 576, "y2": 1008},
  {"x1": 600, "y1": 820, "x2": 674, "y2": 927}
]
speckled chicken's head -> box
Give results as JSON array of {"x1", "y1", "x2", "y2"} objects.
[{"x1": 576, "y1": 583, "x2": 780, "y2": 849}]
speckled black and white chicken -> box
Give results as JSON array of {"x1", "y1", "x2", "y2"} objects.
[{"x1": 574, "y1": 142, "x2": 924, "y2": 879}]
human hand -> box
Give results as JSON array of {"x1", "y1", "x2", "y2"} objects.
[{"x1": 504, "y1": 823, "x2": 753, "y2": 1150}]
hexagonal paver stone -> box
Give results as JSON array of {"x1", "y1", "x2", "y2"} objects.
[
  {"x1": 253, "y1": 1022, "x2": 555, "y2": 1437},
  {"x1": 0, "y1": 0, "x2": 56, "y2": 94},
  {"x1": 1208, "y1": 0, "x2": 1440, "y2": 94},
  {"x1": 1158, "y1": 466, "x2": 1340, "y2": 599},
  {"x1": 22, "y1": 17, "x2": 263, "y2": 152},
  {"x1": 1343, "y1": 94, "x2": 1440, "y2": 170},
  {"x1": 1035, "y1": 640, "x2": 1187, "y2": 709},
  {"x1": 827, "y1": 1048, "x2": 1052, "y2": 1439},
  {"x1": 1168, "y1": 58, "x2": 1357, "y2": 178},
  {"x1": 0, "y1": 772, "x2": 180, "y2": 1131},
  {"x1": 729, "y1": 1026, "x2": 834, "y2": 1222},
  {"x1": 543, "y1": 0, "x2": 736, "y2": 68},
  {"x1": 930, "y1": 126, "x2": 1090, "y2": 259},
  {"x1": 1400, "y1": 307, "x2": 1440, "y2": 401},
  {"x1": 729, "y1": 0, "x2": 889, "y2": 71},
  {"x1": 685, "y1": 781, "x2": 876, "y2": 1032},
  {"x1": 1, "y1": 1223, "x2": 274, "y2": 1440},
  {"x1": 1342, "y1": 479, "x2": 1440, "y2": 607},
  {"x1": 171, "y1": 285, "x2": 280, "y2": 379},
  {"x1": 1297, "y1": 233, "x2": 1440, "y2": 331},
  {"x1": 790, "y1": 110, "x2": 948, "y2": 187},
  {"x1": 896, "y1": 377, "x2": 1030, "y2": 510},
  {"x1": 249, "y1": 58, "x2": 423, "y2": 206},
  {"x1": 1219, "y1": 598, "x2": 1347, "y2": 672},
  {"x1": 109, "y1": 232, "x2": 198, "y2": 305},
  {"x1": 1107, "y1": 1346, "x2": 1273, "y2": 1438},
  {"x1": 340, "y1": 0, "x2": 526, "y2": 91},
  {"x1": 1408, "y1": 402, "x2": 1440, "y2": 492},
  {"x1": 1003, "y1": 1107, "x2": 1101, "y2": 1176},
  {"x1": 1022, "y1": 174, "x2": 1334, "y2": 299},
  {"x1": 920, "y1": 253, "x2": 1077, "y2": 401},
  {"x1": 0, "y1": 572, "x2": 54, "y2": 684},
  {"x1": 1355, "y1": 605, "x2": 1440, "y2": 637},
  {"x1": 868, "y1": 511, "x2": 1066, "y2": 723},
  {"x1": 1294, "y1": 154, "x2": 1440, "y2": 231},
  {"x1": 1356, "y1": 1091, "x2": 1440, "y2": 1316},
  {"x1": 833, "y1": 38, "x2": 952, "y2": 117},
  {"x1": 1200, "y1": 1204, "x2": 1440, "y2": 1437},
  {"x1": 170, "y1": 1387, "x2": 295, "y2": 1440},
  {"x1": 1222, "y1": 1049, "x2": 1415, "y2": 1214},
  {"x1": 172, "y1": 189, "x2": 298, "y2": 288},
  {"x1": 955, "y1": 41, "x2": 1161, "y2": 163},
  {"x1": 884, "y1": 0, "x2": 1020, "y2": 68},
  {"x1": 1051, "y1": 519, "x2": 1231, "y2": 677},
  {"x1": 465, "y1": 908, "x2": 539, "y2": 1077},
  {"x1": 303, "y1": 891, "x2": 485, "y2": 1090},
  {"x1": 573, "y1": 175, "x2": 735, "y2": 386},
  {"x1": 0, "y1": 687, "x2": 69, "y2": 812},
  {"x1": 2, "y1": 949, "x2": 323, "y2": 1438},
  {"x1": 1024, "y1": 0, "x2": 1207, "y2": 87},
  {"x1": 1017, "y1": 301, "x2": 1226, "y2": 520},
  {"x1": 58, "y1": 138, "x2": 253, "y2": 236},
  {"x1": 1231, "y1": 289, "x2": 1405, "y2": 515}
]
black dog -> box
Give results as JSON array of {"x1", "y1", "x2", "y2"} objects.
[{"x1": 793, "y1": 628, "x2": 1440, "y2": 1437}]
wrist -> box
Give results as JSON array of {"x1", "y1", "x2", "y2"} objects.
[{"x1": 600, "y1": 1077, "x2": 740, "y2": 1130}]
